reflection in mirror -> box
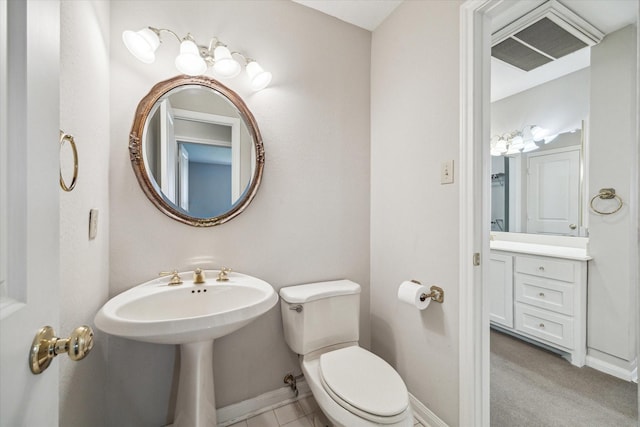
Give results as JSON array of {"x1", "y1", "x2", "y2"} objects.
[
  {"x1": 129, "y1": 76, "x2": 264, "y2": 227},
  {"x1": 491, "y1": 127, "x2": 583, "y2": 235}
]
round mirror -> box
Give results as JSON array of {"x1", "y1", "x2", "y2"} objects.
[{"x1": 129, "y1": 75, "x2": 264, "y2": 226}]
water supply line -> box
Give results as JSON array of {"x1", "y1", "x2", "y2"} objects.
[{"x1": 284, "y1": 372, "x2": 304, "y2": 397}]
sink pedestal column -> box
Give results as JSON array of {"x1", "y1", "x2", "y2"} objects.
[{"x1": 173, "y1": 340, "x2": 216, "y2": 427}]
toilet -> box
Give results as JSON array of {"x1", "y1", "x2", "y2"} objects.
[{"x1": 280, "y1": 280, "x2": 413, "y2": 427}]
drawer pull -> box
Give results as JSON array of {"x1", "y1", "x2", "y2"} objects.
[
  {"x1": 538, "y1": 292, "x2": 545, "y2": 297},
  {"x1": 539, "y1": 323, "x2": 545, "y2": 328},
  {"x1": 538, "y1": 266, "x2": 545, "y2": 272}
]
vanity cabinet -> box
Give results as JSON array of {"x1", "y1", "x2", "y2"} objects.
[
  {"x1": 489, "y1": 253, "x2": 513, "y2": 328},
  {"x1": 490, "y1": 250, "x2": 588, "y2": 367}
]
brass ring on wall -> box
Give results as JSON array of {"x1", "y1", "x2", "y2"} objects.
[
  {"x1": 589, "y1": 188, "x2": 623, "y2": 215},
  {"x1": 59, "y1": 130, "x2": 78, "y2": 192}
]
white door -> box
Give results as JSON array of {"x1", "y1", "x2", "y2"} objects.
[
  {"x1": 527, "y1": 148, "x2": 580, "y2": 236},
  {"x1": 160, "y1": 99, "x2": 177, "y2": 203},
  {"x1": 0, "y1": 0, "x2": 61, "y2": 425},
  {"x1": 179, "y1": 144, "x2": 190, "y2": 211},
  {"x1": 489, "y1": 253, "x2": 514, "y2": 328}
]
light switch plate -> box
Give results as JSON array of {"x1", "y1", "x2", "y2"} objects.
[
  {"x1": 89, "y1": 209, "x2": 98, "y2": 240},
  {"x1": 441, "y1": 160, "x2": 454, "y2": 184}
]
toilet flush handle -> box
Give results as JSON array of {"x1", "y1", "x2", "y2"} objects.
[{"x1": 289, "y1": 304, "x2": 303, "y2": 313}]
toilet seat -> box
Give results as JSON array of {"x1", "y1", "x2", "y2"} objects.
[{"x1": 319, "y1": 346, "x2": 409, "y2": 424}]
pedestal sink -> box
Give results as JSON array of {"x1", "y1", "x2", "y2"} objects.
[{"x1": 94, "y1": 270, "x2": 278, "y2": 427}]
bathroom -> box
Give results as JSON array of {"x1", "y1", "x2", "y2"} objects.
[{"x1": 0, "y1": 1, "x2": 637, "y2": 426}]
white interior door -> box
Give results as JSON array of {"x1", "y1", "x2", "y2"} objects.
[
  {"x1": 0, "y1": 0, "x2": 61, "y2": 424},
  {"x1": 527, "y1": 148, "x2": 580, "y2": 235},
  {"x1": 160, "y1": 99, "x2": 177, "y2": 203},
  {"x1": 179, "y1": 144, "x2": 190, "y2": 211}
]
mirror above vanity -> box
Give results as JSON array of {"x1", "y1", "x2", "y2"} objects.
[
  {"x1": 129, "y1": 75, "x2": 264, "y2": 226},
  {"x1": 491, "y1": 126, "x2": 584, "y2": 236}
]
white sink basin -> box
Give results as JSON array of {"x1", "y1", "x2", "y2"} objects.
[
  {"x1": 95, "y1": 270, "x2": 277, "y2": 344},
  {"x1": 95, "y1": 270, "x2": 278, "y2": 427}
]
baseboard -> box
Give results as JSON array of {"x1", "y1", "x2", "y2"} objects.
[
  {"x1": 409, "y1": 393, "x2": 449, "y2": 427},
  {"x1": 217, "y1": 381, "x2": 447, "y2": 427},
  {"x1": 586, "y1": 354, "x2": 638, "y2": 382},
  {"x1": 217, "y1": 380, "x2": 311, "y2": 426}
]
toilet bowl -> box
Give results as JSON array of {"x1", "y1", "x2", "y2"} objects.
[{"x1": 280, "y1": 280, "x2": 413, "y2": 427}]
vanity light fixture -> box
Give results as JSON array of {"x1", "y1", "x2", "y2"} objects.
[
  {"x1": 122, "y1": 27, "x2": 272, "y2": 90},
  {"x1": 490, "y1": 125, "x2": 551, "y2": 157}
]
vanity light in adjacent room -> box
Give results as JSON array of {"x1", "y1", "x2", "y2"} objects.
[
  {"x1": 175, "y1": 39, "x2": 207, "y2": 76},
  {"x1": 510, "y1": 133, "x2": 524, "y2": 150},
  {"x1": 522, "y1": 140, "x2": 539, "y2": 153},
  {"x1": 122, "y1": 28, "x2": 160, "y2": 63},
  {"x1": 530, "y1": 125, "x2": 548, "y2": 141},
  {"x1": 121, "y1": 26, "x2": 272, "y2": 90}
]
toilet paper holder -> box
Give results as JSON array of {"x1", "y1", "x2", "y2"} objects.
[{"x1": 410, "y1": 280, "x2": 444, "y2": 303}]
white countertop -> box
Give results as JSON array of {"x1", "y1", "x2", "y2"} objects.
[{"x1": 490, "y1": 240, "x2": 592, "y2": 261}]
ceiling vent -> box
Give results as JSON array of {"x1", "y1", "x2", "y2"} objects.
[{"x1": 491, "y1": 0, "x2": 604, "y2": 72}]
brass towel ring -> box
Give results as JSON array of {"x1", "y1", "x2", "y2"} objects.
[
  {"x1": 590, "y1": 188, "x2": 623, "y2": 215},
  {"x1": 59, "y1": 131, "x2": 78, "y2": 192}
]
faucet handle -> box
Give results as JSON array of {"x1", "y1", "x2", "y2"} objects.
[
  {"x1": 216, "y1": 267, "x2": 232, "y2": 282},
  {"x1": 159, "y1": 270, "x2": 182, "y2": 286}
]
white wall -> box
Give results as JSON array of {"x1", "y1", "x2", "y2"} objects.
[
  {"x1": 371, "y1": 1, "x2": 461, "y2": 425},
  {"x1": 109, "y1": 1, "x2": 371, "y2": 425},
  {"x1": 491, "y1": 68, "x2": 589, "y2": 137},
  {"x1": 59, "y1": 1, "x2": 111, "y2": 426},
  {"x1": 587, "y1": 24, "x2": 638, "y2": 368}
]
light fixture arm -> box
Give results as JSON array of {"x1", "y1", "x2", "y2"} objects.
[{"x1": 148, "y1": 27, "x2": 182, "y2": 44}]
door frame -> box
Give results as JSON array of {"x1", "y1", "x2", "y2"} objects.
[{"x1": 459, "y1": 1, "x2": 497, "y2": 424}]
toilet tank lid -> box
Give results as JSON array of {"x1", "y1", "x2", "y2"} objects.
[{"x1": 279, "y1": 280, "x2": 360, "y2": 303}]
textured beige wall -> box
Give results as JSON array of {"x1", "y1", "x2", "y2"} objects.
[
  {"x1": 371, "y1": 1, "x2": 462, "y2": 425},
  {"x1": 109, "y1": 1, "x2": 371, "y2": 424},
  {"x1": 59, "y1": 1, "x2": 110, "y2": 426}
]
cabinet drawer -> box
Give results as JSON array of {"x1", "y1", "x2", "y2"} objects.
[
  {"x1": 515, "y1": 303, "x2": 573, "y2": 349},
  {"x1": 515, "y1": 274, "x2": 574, "y2": 316},
  {"x1": 515, "y1": 256, "x2": 574, "y2": 282}
]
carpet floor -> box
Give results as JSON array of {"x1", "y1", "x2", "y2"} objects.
[{"x1": 490, "y1": 329, "x2": 638, "y2": 427}]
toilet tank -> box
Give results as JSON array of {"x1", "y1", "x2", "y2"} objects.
[{"x1": 280, "y1": 280, "x2": 360, "y2": 355}]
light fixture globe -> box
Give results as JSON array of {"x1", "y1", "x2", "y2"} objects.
[
  {"x1": 175, "y1": 40, "x2": 207, "y2": 76},
  {"x1": 510, "y1": 134, "x2": 525, "y2": 150},
  {"x1": 212, "y1": 46, "x2": 241, "y2": 78},
  {"x1": 246, "y1": 61, "x2": 272, "y2": 91},
  {"x1": 530, "y1": 126, "x2": 548, "y2": 142},
  {"x1": 522, "y1": 140, "x2": 540, "y2": 153},
  {"x1": 122, "y1": 28, "x2": 160, "y2": 64}
]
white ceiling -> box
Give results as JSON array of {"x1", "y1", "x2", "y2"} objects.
[
  {"x1": 292, "y1": 0, "x2": 403, "y2": 31},
  {"x1": 292, "y1": 0, "x2": 637, "y2": 100},
  {"x1": 490, "y1": 0, "x2": 638, "y2": 101}
]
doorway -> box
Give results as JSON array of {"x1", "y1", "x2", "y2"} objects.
[{"x1": 459, "y1": 0, "x2": 640, "y2": 425}]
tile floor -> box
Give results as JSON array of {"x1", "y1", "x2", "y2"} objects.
[{"x1": 227, "y1": 395, "x2": 425, "y2": 427}]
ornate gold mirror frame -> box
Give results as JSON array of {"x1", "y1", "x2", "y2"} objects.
[{"x1": 129, "y1": 75, "x2": 265, "y2": 227}]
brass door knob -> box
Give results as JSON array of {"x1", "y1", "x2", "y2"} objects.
[{"x1": 30, "y1": 325, "x2": 94, "y2": 374}]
